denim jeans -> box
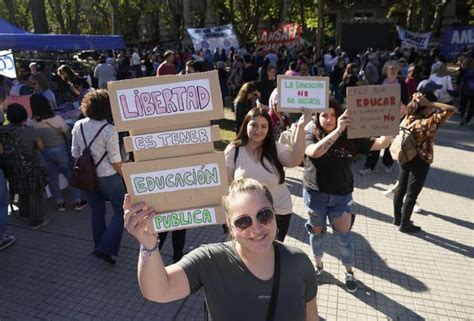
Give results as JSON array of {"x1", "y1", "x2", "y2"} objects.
[
  {"x1": 303, "y1": 188, "x2": 354, "y2": 266},
  {"x1": 84, "y1": 173, "x2": 126, "y2": 256},
  {"x1": 0, "y1": 169, "x2": 9, "y2": 236},
  {"x1": 42, "y1": 144, "x2": 81, "y2": 203}
]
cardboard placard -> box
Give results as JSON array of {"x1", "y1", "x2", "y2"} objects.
[
  {"x1": 107, "y1": 70, "x2": 224, "y2": 132},
  {"x1": 122, "y1": 152, "x2": 228, "y2": 213},
  {"x1": 147, "y1": 205, "x2": 226, "y2": 233},
  {"x1": 124, "y1": 125, "x2": 220, "y2": 161},
  {"x1": 277, "y1": 75, "x2": 329, "y2": 112},
  {"x1": 346, "y1": 84, "x2": 400, "y2": 139}
]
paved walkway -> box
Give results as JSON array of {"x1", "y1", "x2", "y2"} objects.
[{"x1": 0, "y1": 116, "x2": 472, "y2": 321}]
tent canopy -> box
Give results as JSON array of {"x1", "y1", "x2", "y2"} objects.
[{"x1": 0, "y1": 19, "x2": 125, "y2": 51}]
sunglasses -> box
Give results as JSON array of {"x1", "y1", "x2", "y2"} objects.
[{"x1": 232, "y1": 207, "x2": 275, "y2": 231}]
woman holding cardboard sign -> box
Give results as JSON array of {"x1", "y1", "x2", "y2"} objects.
[
  {"x1": 124, "y1": 178, "x2": 319, "y2": 321},
  {"x1": 225, "y1": 107, "x2": 312, "y2": 242},
  {"x1": 304, "y1": 98, "x2": 393, "y2": 293}
]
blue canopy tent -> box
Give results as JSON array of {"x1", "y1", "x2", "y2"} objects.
[{"x1": 0, "y1": 19, "x2": 125, "y2": 50}]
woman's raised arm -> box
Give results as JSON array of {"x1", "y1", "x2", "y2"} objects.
[{"x1": 123, "y1": 194, "x2": 191, "y2": 303}]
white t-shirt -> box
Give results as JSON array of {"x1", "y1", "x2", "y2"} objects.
[
  {"x1": 428, "y1": 74, "x2": 454, "y2": 103},
  {"x1": 131, "y1": 52, "x2": 141, "y2": 66},
  {"x1": 71, "y1": 118, "x2": 122, "y2": 177},
  {"x1": 225, "y1": 144, "x2": 293, "y2": 215}
]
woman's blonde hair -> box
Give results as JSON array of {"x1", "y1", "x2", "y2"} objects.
[
  {"x1": 223, "y1": 178, "x2": 274, "y2": 238},
  {"x1": 223, "y1": 178, "x2": 273, "y2": 214}
]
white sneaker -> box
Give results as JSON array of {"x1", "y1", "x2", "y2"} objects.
[
  {"x1": 358, "y1": 168, "x2": 373, "y2": 176},
  {"x1": 383, "y1": 189, "x2": 395, "y2": 199},
  {"x1": 413, "y1": 204, "x2": 422, "y2": 213},
  {"x1": 384, "y1": 166, "x2": 393, "y2": 174}
]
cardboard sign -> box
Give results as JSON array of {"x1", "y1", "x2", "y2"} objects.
[
  {"x1": 122, "y1": 152, "x2": 228, "y2": 212},
  {"x1": 124, "y1": 125, "x2": 220, "y2": 161},
  {"x1": 148, "y1": 205, "x2": 226, "y2": 233},
  {"x1": 346, "y1": 84, "x2": 400, "y2": 139},
  {"x1": 277, "y1": 76, "x2": 329, "y2": 113},
  {"x1": 107, "y1": 70, "x2": 224, "y2": 132}
]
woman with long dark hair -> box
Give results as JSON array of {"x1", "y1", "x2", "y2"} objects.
[
  {"x1": 233, "y1": 81, "x2": 259, "y2": 132},
  {"x1": 225, "y1": 107, "x2": 311, "y2": 242},
  {"x1": 304, "y1": 98, "x2": 393, "y2": 292}
]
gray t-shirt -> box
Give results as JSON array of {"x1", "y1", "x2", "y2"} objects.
[{"x1": 177, "y1": 241, "x2": 317, "y2": 321}]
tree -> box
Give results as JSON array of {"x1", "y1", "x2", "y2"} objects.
[{"x1": 30, "y1": 0, "x2": 49, "y2": 33}]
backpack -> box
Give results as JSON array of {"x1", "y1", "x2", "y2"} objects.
[
  {"x1": 69, "y1": 123, "x2": 109, "y2": 192},
  {"x1": 389, "y1": 119, "x2": 418, "y2": 163},
  {"x1": 0, "y1": 126, "x2": 34, "y2": 179}
]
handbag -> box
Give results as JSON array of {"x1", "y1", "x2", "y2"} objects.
[
  {"x1": 389, "y1": 119, "x2": 417, "y2": 163},
  {"x1": 266, "y1": 242, "x2": 281, "y2": 321}
]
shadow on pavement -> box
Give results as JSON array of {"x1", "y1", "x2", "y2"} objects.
[
  {"x1": 421, "y1": 209, "x2": 474, "y2": 230},
  {"x1": 319, "y1": 271, "x2": 424, "y2": 320},
  {"x1": 413, "y1": 231, "x2": 474, "y2": 258}
]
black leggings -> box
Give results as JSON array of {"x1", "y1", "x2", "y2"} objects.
[
  {"x1": 275, "y1": 213, "x2": 292, "y2": 242},
  {"x1": 158, "y1": 230, "x2": 186, "y2": 263},
  {"x1": 364, "y1": 148, "x2": 394, "y2": 170},
  {"x1": 393, "y1": 156, "x2": 430, "y2": 226}
]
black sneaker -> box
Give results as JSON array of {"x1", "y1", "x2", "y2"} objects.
[
  {"x1": 93, "y1": 250, "x2": 116, "y2": 265},
  {"x1": 345, "y1": 272, "x2": 358, "y2": 293},
  {"x1": 74, "y1": 200, "x2": 88, "y2": 211},
  {"x1": 315, "y1": 263, "x2": 324, "y2": 277},
  {"x1": 57, "y1": 202, "x2": 66, "y2": 212},
  {"x1": 399, "y1": 223, "x2": 422, "y2": 233},
  {"x1": 0, "y1": 234, "x2": 16, "y2": 251}
]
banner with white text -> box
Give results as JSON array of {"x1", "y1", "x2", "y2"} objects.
[
  {"x1": 187, "y1": 24, "x2": 239, "y2": 53},
  {"x1": 396, "y1": 26, "x2": 431, "y2": 49}
]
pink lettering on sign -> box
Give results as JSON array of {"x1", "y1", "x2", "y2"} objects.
[
  {"x1": 120, "y1": 86, "x2": 211, "y2": 119},
  {"x1": 356, "y1": 96, "x2": 396, "y2": 107}
]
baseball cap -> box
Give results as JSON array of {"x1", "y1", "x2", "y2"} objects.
[
  {"x1": 416, "y1": 80, "x2": 442, "y2": 94},
  {"x1": 164, "y1": 50, "x2": 174, "y2": 58}
]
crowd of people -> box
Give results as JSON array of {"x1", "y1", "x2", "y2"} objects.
[{"x1": 0, "y1": 40, "x2": 470, "y2": 320}]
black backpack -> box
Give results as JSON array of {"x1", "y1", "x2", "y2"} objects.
[
  {"x1": 0, "y1": 126, "x2": 34, "y2": 179},
  {"x1": 69, "y1": 123, "x2": 109, "y2": 192}
]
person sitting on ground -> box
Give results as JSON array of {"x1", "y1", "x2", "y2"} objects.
[{"x1": 124, "y1": 178, "x2": 319, "y2": 321}]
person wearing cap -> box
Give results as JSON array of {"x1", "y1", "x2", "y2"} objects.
[
  {"x1": 391, "y1": 83, "x2": 455, "y2": 233},
  {"x1": 156, "y1": 50, "x2": 177, "y2": 76}
]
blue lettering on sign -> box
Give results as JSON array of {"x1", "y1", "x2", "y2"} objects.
[{"x1": 0, "y1": 55, "x2": 14, "y2": 72}]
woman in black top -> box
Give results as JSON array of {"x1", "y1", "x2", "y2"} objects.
[{"x1": 304, "y1": 98, "x2": 392, "y2": 293}]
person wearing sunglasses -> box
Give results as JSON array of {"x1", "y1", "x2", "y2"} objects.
[
  {"x1": 225, "y1": 106, "x2": 312, "y2": 242},
  {"x1": 304, "y1": 98, "x2": 393, "y2": 293},
  {"x1": 124, "y1": 178, "x2": 319, "y2": 321}
]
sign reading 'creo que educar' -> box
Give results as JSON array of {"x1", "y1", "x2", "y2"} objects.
[{"x1": 108, "y1": 71, "x2": 224, "y2": 132}]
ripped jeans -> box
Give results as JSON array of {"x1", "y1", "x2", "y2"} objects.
[{"x1": 303, "y1": 188, "x2": 354, "y2": 266}]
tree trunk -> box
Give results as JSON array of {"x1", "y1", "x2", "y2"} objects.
[
  {"x1": 420, "y1": 0, "x2": 432, "y2": 32},
  {"x1": 316, "y1": 0, "x2": 323, "y2": 50},
  {"x1": 30, "y1": 0, "x2": 49, "y2": 33},
  {"x1": 431, "y1": 0, "x2": 452, "y2": 36}
]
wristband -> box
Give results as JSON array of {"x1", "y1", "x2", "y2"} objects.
[{"x1": 140, "y1": 238, "x2": 160, "y2": 253}]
